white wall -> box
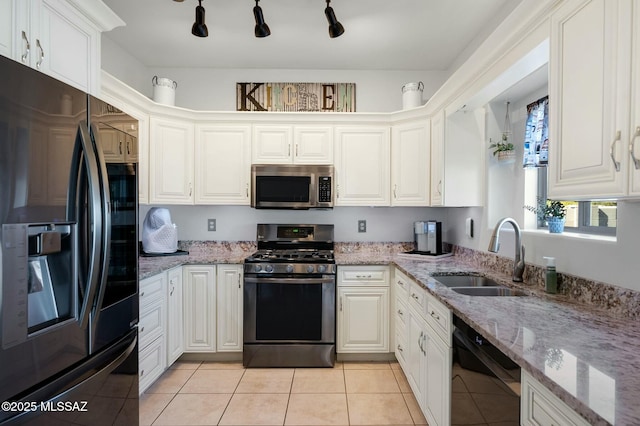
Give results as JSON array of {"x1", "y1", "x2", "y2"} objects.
[
  {"x1": 140, "y1": 205, "x2": 448, "y2": 243},
  {"x1": 101, "y1": 37, "x2": 447, "y2": 113}
]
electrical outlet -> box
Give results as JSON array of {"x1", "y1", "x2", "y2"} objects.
[
  {"x1": 207, "y1": 219, "x2": 216, "y2": 232},
  {"x1": 358, "y1": 220, "x2": 367, "y2": 233}
]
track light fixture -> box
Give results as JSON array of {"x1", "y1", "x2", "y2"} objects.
[
  {"x1": 253, "y1": 0, "x2": 271, "y2": 38},
  {"x1": 325, "y1": 0, "x2": 344, "y2": 38},
  {"x1": 191, "y1": 0, "x2": 208, "y2": 38}
]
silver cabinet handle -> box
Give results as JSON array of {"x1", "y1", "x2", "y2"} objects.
[
  {"x1": 418, "y1": 331, "x2": 424, "y2": 352},
  {"x1": 610, "y1": 130, "x2": 621, "y2": 172},
  {"x1": 336, "y1": 184, "x2": 339, "y2": 198},
  {"x1": 397, "y1": 280, "x2": 405, "y2": 287},
  {"x1": 35, "y1": 39, "x2": 44, "y2": 69},
  {"x1": 288, "y1": 144, "x2": 291, "y2": 157},
  {"x1": 397, "y1": 309, "x2": 403, "y2": 316},
  {"x1": 21, "y1": 31, "x2": 30, "y2": 63},
  {"x1": 295, "y1": 143, "x2": 299, "y2": 157},
  {"x1": 140, "y1": 291, "x2": 145, "y2": 297},
  {"x1": 189, "y1": 183, "x2": 193, "y2": 196},
  {"x1": 140, "y1": 369, "x2": 145, "y2": 377},
  {"x1": 170, "y1": 287, "x2": 174, "y2": 296},
  {"x1": 127, "y1": 140, "x2": 131, "y2": 155},
  {"x1": 430, "y1": 310, "x2": 440, "y2": 321},
  {"x1": 246, "y1": 183, "x2": 249, "y2": 197},
  {"x1": 119, "y1": 140, "x2": 123, "y2": 155},
  {"x1": 140, "y1": 326, "x2": 145, "y2": 333},
  {"x1": 339, "y1": 296, "x2": 343, "y2": 312},
  {"x1": 396, "y1": 344, "x2": 403, "y2": 352},
  {"x1": 411, "y1": 293, "x2": 420, "y2": 301},
  {"x1": 422, "y1": 334, "x2": 427, "y2": 355},
  {"x1": 630, "y1": 126, "x2": 640, "y2": 170},
  {"x1": 355, "y1": 274, "x2": 372, "y2": 279},
  {"x1": 393, "y1": 184, "x2": 397, "y2": 199}
]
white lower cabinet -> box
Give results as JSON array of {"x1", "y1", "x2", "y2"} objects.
[
  {"x1": 337, "y1": 266, "x2": 390, "y2": 353},
  {"x1": 183, "y1": 265, "x2": 216, "y2": 352},
  {"x1": 394, "y1": 267, "x2": 451, "y2": 426},
  {"x1": 166, "y1": 267, "x2": 184, "y2": 365},
  {"x1": 138, "y1": 272, "x2": 167, "y2": 394},
  {"x1": 216, "y1": 264, "x2": 243, "y2": 352},
  {"x1": 521, "y1": 370, "x2": 590, "y2": 426}
]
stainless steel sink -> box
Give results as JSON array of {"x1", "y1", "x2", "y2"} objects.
[
  {"x1": 433, "y1": 275, "x2": 502, "y2": 288},
  {"x1": 451, "y1": 286, "x2": 528, "y2": 296}
]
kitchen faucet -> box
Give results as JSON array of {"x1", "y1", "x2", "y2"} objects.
[{"x1": 488, "y1": 217, "x2": 525, "y2": 282}]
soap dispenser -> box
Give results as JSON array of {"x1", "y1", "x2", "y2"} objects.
[{"x1": 543, "y1": 256, "x2": 557, "y2": 294}]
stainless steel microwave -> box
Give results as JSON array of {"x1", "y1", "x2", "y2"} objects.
[{"x1": 251, "y1": 164, "x2": 334, "y2": 209}]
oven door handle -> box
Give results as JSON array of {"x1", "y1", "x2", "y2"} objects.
[{"x1": 244, "y1": 276, "x2": 335, "y2": 285}]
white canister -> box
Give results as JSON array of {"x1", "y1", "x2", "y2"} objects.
[
  {"x1": 402, "y1": 81, "x2": 424, "y2": 109},
  {"x1": 152, "y1": 76, "x2": 178, "y2": 106}
]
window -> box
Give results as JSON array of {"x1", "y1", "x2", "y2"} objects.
[{"x1": 537, "y1": 169, "x2": 617, "y2": 236}]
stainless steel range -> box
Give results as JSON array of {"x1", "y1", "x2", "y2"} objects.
[{"x1": 243, "y1": 224, "x2": 336, "y2": 367}]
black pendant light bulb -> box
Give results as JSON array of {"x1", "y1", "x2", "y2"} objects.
[
  {"x1": 253, "y1": 0, "x2": 271, "y2": 38},
  {"x1": 192, "y1": 0, "x2": 208, "y2": 37},
  {"x1": 325, "y1": 0, "x2": 344, "y2": 38}
]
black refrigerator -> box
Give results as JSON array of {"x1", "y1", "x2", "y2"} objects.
[{"x1": 0, "y1": 55, "x2": 139, "y2": 424}]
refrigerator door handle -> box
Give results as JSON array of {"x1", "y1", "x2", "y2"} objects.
[
  {"x1": 87, "y1": 123, "x2": 112, "y2": 344},
  {"x1": 67, "y1": 122, "x2": 103, "y2": 330}
]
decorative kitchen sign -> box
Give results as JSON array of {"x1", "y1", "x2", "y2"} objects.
[{"x1": 236, "y1": 82, "x2": 356, "y2": 112}]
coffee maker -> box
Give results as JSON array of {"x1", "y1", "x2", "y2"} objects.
[{"x1": 414, "y1": 221, "x2": 442, "y2": 254}]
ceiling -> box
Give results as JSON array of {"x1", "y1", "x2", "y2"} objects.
[{"x1": 102, "y1": 0, "x2": 522, "y2": 71}]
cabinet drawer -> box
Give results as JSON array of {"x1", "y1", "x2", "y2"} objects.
[
  {"x1": 394, "y1": 327, "x2": 407, "y2": 368},
  {"x1": 408, "y1": 280, "x2": 426, "y2": 314},
  {"x1": 139, "y1": 336, "x2": 166, "y2": 394},
  {"x1": 139, "y1": 300, "x2": 164, "y2": 349},
  {"x1": 140, "y1": 273, "x2": 166, "y2": 308},
  {"x1": 393, "y1": 268, "x2": 409, "y2": 299},
  {"x1": 425, "y1": 293, "x2": 451, "y2": 346},
  {"x1": 522, "y1": 371, "x2": 590, "y2": 426},
  {"x1": 338, "y1": 266, "x2": 389, "y2": 286},
  {"x1": 395, "y1": 296, "x2": 408, "y2": 329}
]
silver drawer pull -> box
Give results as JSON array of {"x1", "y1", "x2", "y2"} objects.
[
  {"x1": 140, "y1": 369, "x2": 145, "y2": 377},
  {"x1": 140, "y1": 291, "x2": 145, "y2": 297},
  {"x1": 355, "y1": 274, "x2": 373, "y2": 279},
  {"x1": 411, "y1": 293, "x2": 420, "y2": 301},
  {"x1": 140, "y1": 326, "x2": 145, "y2": 333},
  {"x1": 397, "y1": 344, "x2": 403, "y2": 352},
  {"x1": 397, "y1": 280, "x2": 404, "y2": 287},
  {"x1": 397, "y1": 309, "x2": 403, "y2": 316},
  {"x1": 430, "y1": 311, "x2": 440, "y2": 321}
]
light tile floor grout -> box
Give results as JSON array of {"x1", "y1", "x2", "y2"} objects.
[{"x1": 141, "y1": 361, "x2": 424, "y2": 426}]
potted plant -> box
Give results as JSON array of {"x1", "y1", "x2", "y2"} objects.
[
  {"x1": 524, "y1": 198, "x2": 567, "y2": 233},
  {"x1": 489, "y1": 136, "x2": 515, "y2": 163}
]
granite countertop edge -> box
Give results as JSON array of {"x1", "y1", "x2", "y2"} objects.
[{"x1": 138, "y1": 251, "x2": 635, "y2": 425}]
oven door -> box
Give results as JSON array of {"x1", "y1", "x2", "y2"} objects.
[{"x1": 243, "y1": 275, "x2": 335, "y2": 344}]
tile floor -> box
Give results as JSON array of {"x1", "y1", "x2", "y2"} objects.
[{"x1": 140, "y1": 361, "x2": 427, "y2": 426}]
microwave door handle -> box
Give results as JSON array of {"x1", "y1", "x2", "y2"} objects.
[
  {"x1": 87, "y1": 123, "x2": 112, "y2": 342},
  {"x1": 69, "y1": 123, "x2": 103, "y2": 330}
]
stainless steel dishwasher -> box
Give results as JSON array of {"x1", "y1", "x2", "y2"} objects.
[{"x1": 451, "y1": 315, "x2": 521, "y2": 426}]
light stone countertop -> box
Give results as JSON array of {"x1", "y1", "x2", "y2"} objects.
[{"x1": 139, "y1": 244, "x2": 638, "y2": 425}]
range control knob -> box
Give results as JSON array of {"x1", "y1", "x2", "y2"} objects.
[
  {"x1": 254, "y1": 264, "x2": 262, "y2": 273},
  {"x1": 285, "y1": 264, "x2": 294, "y2": 273},
  {"x1": 265, "y1": 264, "x2": 274, "y2": 273},
  {"x1": 317, "y1": 265, "x2": 327, "y2": 273},
  {"x1": 306, "y1": 265, "x2": 315, "y2": 273}
]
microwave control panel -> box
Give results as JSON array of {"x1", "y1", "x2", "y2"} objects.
[{"x1": 318, "y1": 176, "x2": 332, "y2": 203}]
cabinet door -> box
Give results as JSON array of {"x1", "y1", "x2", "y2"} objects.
[
  {"x1": 549, "y1": 0, "x2": 629, "y2": 199},
  {"x1": 391, "y1": 119, "x2": 430, "y2": 206},
  {"x1": 337, "y1": 287, "x2": 389, "y2": 353},
  {"x1": 195, "y1": 124, "x2": 251, "y2": 204},
  {"x1": 334, "y1": 126, "x2": 391, "y2": 206},
  {"x1": 406, "y1": 311, "x2": 427, "y2": 411},
  {"x1": 252, "y1": 125, "x2": 293, "y2": 163},
  {"x1": 424, "y1": 332, "x2": 451, "y2": 426},
  {"x1": 0, "y1": 0, "x2": 14, "y2": 58},
  {"x1": 98, "y1": 124, "x2": 126, "y2": 163},
  {"x1": 183, "y1": 266, "x2": 216, "y2": 352},
  {"x1": 216, "y1": 265, "x2": 243, "y2": 352},
  {"x1": 430, "y1": 111, "x2": 444, "y2": 206},
  {"x1": 38, "y1": 0, "x2": 98, "y2": 93},
  {"x1": 630, "y1": 4, "x2": 640, "y2": 197},
  {"x1": 293, "y1": 125, "x2": 333, "y2": 164},
  {"x1": 149, "y1": 117, "x2": 194, "y2": 204},
  {"x1": 166, "y1": 267, "x2": 184, "y2": 366}
]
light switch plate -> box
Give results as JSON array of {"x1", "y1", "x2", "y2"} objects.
[
  {"x1": 208, "y1": 219, "x2": 216, "y2": 232},
  {"x1": 465, "y1": 218, "x2": 473, "y2": 238}
]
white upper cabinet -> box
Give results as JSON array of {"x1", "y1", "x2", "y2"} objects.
[
  {"x1": 1, "y1": 0, "x2": 123, "y2": 94},
  {"x1": 195, "y1": 124, "x2": 251, "y2": 205},
  {"x1": 334, "y1": 126, "x2": 391, "y2": 206},
  {"x1": 252, "y1": 124, "x2": 333, "y2": 164},
  {"x1": 430, "y1": 108, "x2": 485, "y2": 207},
  {"x1": 628, "y1": 1, "x2": 640, "y2": 197},
  {"x1": 149, "y1": 117, "x2": 194, "y2": 204},
  {"x1": 548, "y1": 0, "x2": 636, "y2": 199},
  {"x1": 391, "y1": 119, "x2": 430, "y2": 206}
]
